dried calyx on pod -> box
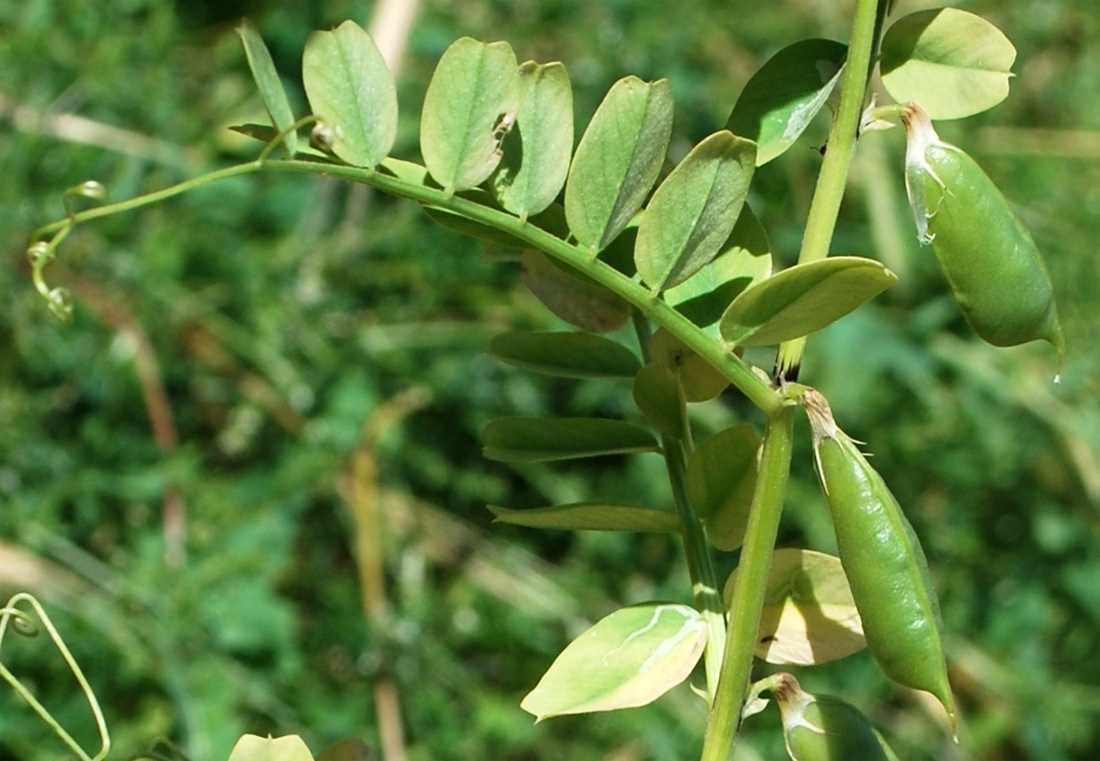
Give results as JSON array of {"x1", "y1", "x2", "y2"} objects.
[
  {"x1": 771, "y1": 673, "x2": 898, "y2": 761},
  {"x1": 902, "y1": 102, "x2": 1064, "y2": 368}
]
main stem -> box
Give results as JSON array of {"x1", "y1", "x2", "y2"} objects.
[
  {"x1": 698, "y1": 405, "x2": 794, "y2": 761},
  {"x1": 700, "y1": 2, "x2": 883, "y2": 758},
  {"x1": 774, "y1": 0, "x2": 882, "y2": 381}
]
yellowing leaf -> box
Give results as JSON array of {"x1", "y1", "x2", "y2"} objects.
[
  {"x1": 724, "y1": 549, "x2": 865, "y2": 666},
  {"x1": 521, "y1": 603, "x2": 706, "y2": 720},
  {"x1": 227, "y1": 735, "x2": 315, "y2": 761},
  {"x1": 880, "y1": 8, "x2": 1016, "y2": 120}
]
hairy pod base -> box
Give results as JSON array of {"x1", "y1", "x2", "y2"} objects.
[
  {"x1": 773, "y1": 673, "x2": 896, "y2": 761},
  {"x1": 902, "y1": 103, "x2": 1064, "y2": 366}
]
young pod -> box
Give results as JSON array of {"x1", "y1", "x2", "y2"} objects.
[
  {"x1": 803, "y1": 389, "x2": 956, "y2": 728},
  {"x1": 772, "y1": 673, "x2": 898, "y2": 761},
  {"x1": 902, "y1": 102, "x2": 1064, "y2": 364}
]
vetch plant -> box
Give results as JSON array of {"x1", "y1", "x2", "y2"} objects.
[{"x1": 18, "y1": 2, "x2": 1066, "y2": 759}]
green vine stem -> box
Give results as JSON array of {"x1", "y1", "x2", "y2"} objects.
[
  {"x1": 32, "y1": 157, "x2": 784, "y2": 415},
  {"x1": 0, "y1": 593, "x2": 111, "y2": 761},
  {"x1": 698, "y1": 403, "x2": 795, "y2": 761},
  {"x1": 631, "y1": 310, "x2": 726, "y2": 700},
  {"x1": 774, "y1": 0, "x2": 883, "y2": 381}
]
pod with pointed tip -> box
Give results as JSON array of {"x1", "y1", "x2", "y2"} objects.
[
  {"x1": 772, "y1": 673, "x2": 898, "y2": 761},
  {"x1": 803, "y1": 389, "x2": 956, "y2": 729},
  {"x1": 903, "y1": 103, "x2": 1064, "y2": 364}
]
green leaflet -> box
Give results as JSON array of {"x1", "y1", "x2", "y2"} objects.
[
  {"x1": 302, "y1": 20, "x2": 397, "y2": 167},
  {"x1": 635, "y1": 131, "x2": 756, "y2": 292},
  {"x1": 237, "y1": 21, "x2": 297, "y2": 157},
  {"x1": 491, "y1": 61, "x2": 574, "y2": 218},
  {"x1": 633, "y1": 364, "x2": 688, "y2": 441},
  {"x1": 685, "y1": 422, "x2": 758, "y2": 550},
  {"x1": 315, "y1": 739, "x2": 375, "y2": 761},
  {"x1": 648, "y1": 329, "x2": 729, "y2": 402},
  {"x1": 421, "y1": 38, "x2": 520, "y2": 193},
  {"x1": 725, "y1": 39, "x2": 847, "y2": 166},
  {"x1": 489, "y1": 331, "x2": 640, "y2": 379},
  {"x1": 482, "y1": 417, "x2": 658, "y2": 463},
  {"x1": 880, "y1": 9, "x2": 1016, "y2": 120},
  {"x1": 663, "y1": 203, "x2": 772, "y2": 336},
  {"x1": 565, "y1": 76, "x2": 674, "y2": 252},
  {"x1": 489, "y1": 503, "x2": 681, "y2": 533},
  {"x1": 521, "y1": 603, "x2": 706, "y2": 721},
  {"x1": 520, "y1": 250, "x2": 631, "y2": 333},
  {"x1": 227, "y1": 735, "x2": 315, "y2": 761},
  {"x1": 719, "y1": 257, "x2": 897, "y2": 347}
]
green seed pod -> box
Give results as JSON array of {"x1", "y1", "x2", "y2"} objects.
[
  {"x1": 772, "y1": 673, "x2": 897, "y2": 761},
  {"x1": 803, "y1": 389, "x2": 956, "y2": 729},
  {"x1": 902, "y1": 102, "x2": 1064, "y2": 365}
]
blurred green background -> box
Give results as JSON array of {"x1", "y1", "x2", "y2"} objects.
[{"x1": 2, "y1": 1, "x2": 1099, "y2": 760}]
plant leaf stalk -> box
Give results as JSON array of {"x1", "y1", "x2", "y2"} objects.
[
  {"x1": 33, "y1": 159, "x2": 783, "y2": 415},
  {"x1": 774, "y1": 0, "x2": 884, "y2": 381},
  {"x1": 631, "y1": 310, "x2": 726, "y2": 700}
]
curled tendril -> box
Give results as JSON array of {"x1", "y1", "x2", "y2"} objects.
[
  {"x1": 22, "y1": 179, "x2": 109, "y2": 323},
  {"x1": 0, "y1": 607, "x2": 40, "y2": 638},
  {"x1": 63, "y1": 180, "x2": 108, "y2": 220},
  {"x1": 1, "y1": 592, "x2": 111, "y2": 761},
  {"x1": 25, "y1": 241, "x2": 53, "y2": 267},
  {"x1": 47, "y1": 287, "x2": 76, "y2": 322},
  {"x1": 27, "y1": 232, "x2": 75, "y2": 324}
]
